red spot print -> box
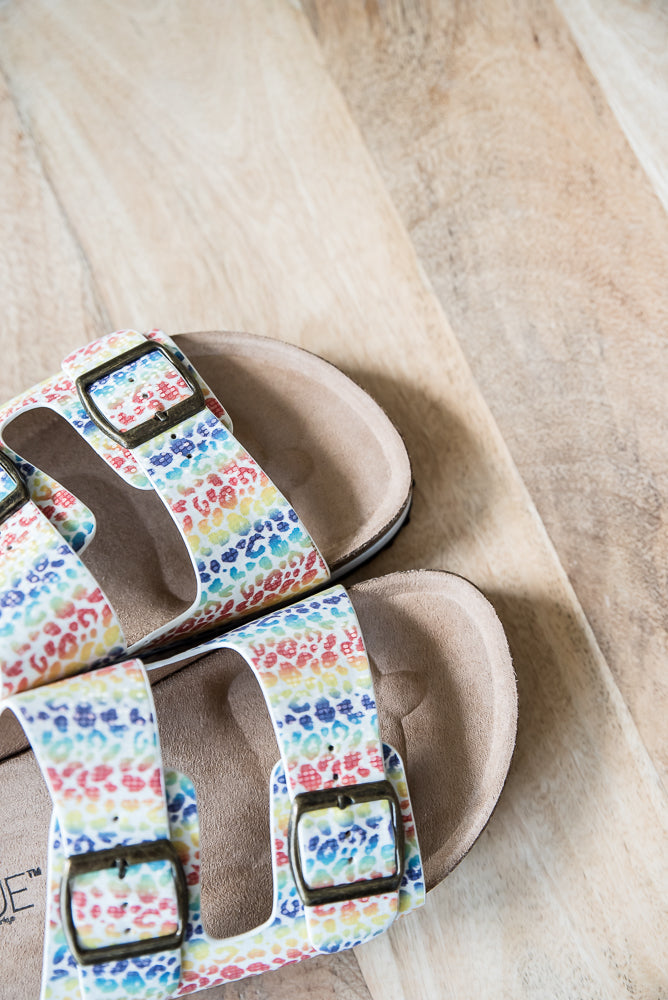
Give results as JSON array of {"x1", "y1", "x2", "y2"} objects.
[
  {"x1": 57, "y1": 634, "x2": 78, "y2": 658},
  {"x1": 122, "y1": 775, "x2": 146, "y2": 792},
  {"x1": 264, "y1": 569, "x2": 283, "y2": 593},
  {"x1": 206, "y1": 398, "x2": 225, "y2": 420},
  {"x1": 46, "y1": 768, "x2": 63, "y2": 792},
  {"x1": 220, "y1": 965, "x2": 245, "y2": 981},
  {"x1": 297, "y1": 764, "x2": 322, "y2": 791},
  {"x1": 52, "y1": 489, "x2": 76, "y2": 509}
]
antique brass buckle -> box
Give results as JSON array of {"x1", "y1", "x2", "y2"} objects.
[
  {"x1": 288, "y1": 779, "x2": 405, "y2": 907},
  {"x1": 0, "y1": 451, "x2": 29, "y2": 525},
  {"x1": 61, "y1": 839, "x2": 189, "y2": 966},
  {"x1": 76, "y1": 340, "x2": 205, "y2": 448}
]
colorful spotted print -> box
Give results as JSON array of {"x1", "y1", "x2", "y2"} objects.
[
  {"x1": 135, "y1": 408, "x2": 328, "y2": 645},
  {"x1": 12, "y1": 454, "x2": 96, "y2": 555},
  {"x1": 0, "y1": 501, "x2": 124, "y2": 699},
  {"x1": 297, "y1": 798, "x2": 398, "y2": 890},
  {"x1": 11, "y1": 660, "x2": 182, "y2": 1000},
  {"x1": 60, "y1": 329, "x2": 233, "y2": 487},
  {"x1": 0, "y1": 330, "x2": 330, "y2": 659},
  {"x1": 38, "y1": 750, "x2": 423, "y2": 999},
  {"x1": 161, "y1": 585, "x2": 417, "y2": 951},
  {"x1": 1, "y1": 585, "x2": 424, "y2": 998},
  {"x1": 86, "y1": 348, "x2": 195, "y2": 432}
]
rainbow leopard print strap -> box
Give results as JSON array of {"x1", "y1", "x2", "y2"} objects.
[
  {"x1": 0, "y1": 454, "x2": 125, "y2": 699},
  {"x1": 0, "y1": 330, "x2": 330, "y2": 657},
  {"x1": 2, "y1": 587, "x2": 424, "y2": 998},
  {"x1": 162, "y1": 584, "x2": 426, "y2": 955},
  {"x1": 4, "y1": 660, "x2": 185, "y2": 1000}
]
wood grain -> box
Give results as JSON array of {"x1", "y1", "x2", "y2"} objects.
[
  {"x1": 556, "y1": 0, "x2": 668, "y2": 213},
  {"x1": 0, "y1": 1, "x2": 666, "y2": 997},
  {"x1": 303, "y1": 0, "x2": 668, "y2": 783}
]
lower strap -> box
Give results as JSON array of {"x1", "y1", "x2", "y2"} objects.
[{"x1": 40, "y1": 748, "x2": 423, "y2": 998}]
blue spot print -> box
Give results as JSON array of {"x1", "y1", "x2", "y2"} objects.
[
  {"x1": 316, "y1": 838, "x2": 338, "y2": 865},
  {"x1": 315, "y1": 699, "x2": 336, "y2": 723},
  {"x1": 150, "y1": 453, "x2": 173, "y2": 467},
  {"x1": 74, "y1": 704, "x2": 95, "y2": 728}
]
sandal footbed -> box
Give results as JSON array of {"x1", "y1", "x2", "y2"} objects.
[{"x1": 0, "y1": 570, "x2": 516, "y2": 998}]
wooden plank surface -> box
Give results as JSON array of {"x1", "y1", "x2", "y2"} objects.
[
  {"x1": 556, "y1": 0, "x2": 668, "y2": 214},
  {"x1": 0, "y1": 1, "x2": 666, "y2": 998},
  {"x1": 304, "y1": 0, "x2": 668, "y2": 784}
]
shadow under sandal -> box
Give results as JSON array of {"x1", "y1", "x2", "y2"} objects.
[{"x1": 0, "y1": 569, "x2": 516, "y2": 999}]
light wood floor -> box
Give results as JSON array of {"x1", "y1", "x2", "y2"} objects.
[{"x1": 0, "y1": 1, "x2": 666, "y2": 997}]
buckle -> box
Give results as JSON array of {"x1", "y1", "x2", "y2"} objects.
[
  {"x1": 61, "y1": 839, "x2": 189, "y2": 966},
  {"x1": 76, "y1": 340, "x2": 205, "y2": 448},
  {"x1": 288, "y1": 779, "x2": 405, "y2": 907},
  {"x1": 0, "y1": 451, "x2": 29, "y2": 525}
]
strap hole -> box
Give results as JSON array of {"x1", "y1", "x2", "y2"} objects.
[
  {"x1": 128, "y1": 377, "x2": 134, "y2": 383},
  {"x1": 327, "y1": 744, "x2": 334, "y2": 752},
  {"x1": 332, "y1": 772, "x2": 339, "y2": 780},
  {"x1": 170, "y1": 433, "x2": 177, "y2": 439},
  {"x1": 186, "y1": 453, "x2": 192, "y2": 459}
]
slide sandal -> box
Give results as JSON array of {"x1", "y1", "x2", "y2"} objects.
[
  {"x1": 0, "y1": 570, "x2": 516, "y2": 999},
  {"x1": 0, "y1": 328, "x2": 410, "y2": 687}
]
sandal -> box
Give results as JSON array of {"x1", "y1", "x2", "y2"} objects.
[
  {"x1": 0, "y1": 329, "x2": 412, "y2": 682},
  {"x1": 0, "y1": 570, "x2": 516, "y2": 999}
]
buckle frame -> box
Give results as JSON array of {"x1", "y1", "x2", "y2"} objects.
[
  {"x1": 288, "y1": 778, "x2": 405, "y2": 907},
  {"x1": 76, "y1": 340, "x2": 205, "y2": 448},
  {"x1": 0, "y1": 451, "x2": 29, "y2": 525},
  {"x1": 61, "y1": 838, "x2": 189, "y2": 966}
]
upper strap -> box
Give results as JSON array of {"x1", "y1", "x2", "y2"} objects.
[
  {"x1": 0, "y1": 330, "x2": 330, "y2": 662},
  {"x1": 0, "y1": 476, "x2": 125, "y2": 699}
]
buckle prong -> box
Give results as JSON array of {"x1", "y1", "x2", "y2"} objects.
[
  {"x1": 76, "y1": 340, "x2": 205, "y2": 448},
  {"x1": 288, "y1": 778, "x2": 405, "y2": 907}
]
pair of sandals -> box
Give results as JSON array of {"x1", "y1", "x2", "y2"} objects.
[{"x1": 0, "y1": 330, "x2": 517, "y2": 999}]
